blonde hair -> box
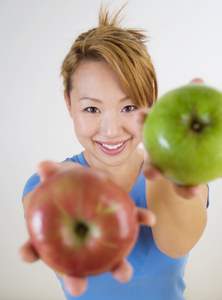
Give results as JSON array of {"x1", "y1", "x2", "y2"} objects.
[{"x1": 61, "y1": 5, "x2": 158, "y2": 107}]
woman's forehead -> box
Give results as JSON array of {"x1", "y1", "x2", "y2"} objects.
[{"x1": 71, "y1": 60, "x2": 127, "y2": 99}]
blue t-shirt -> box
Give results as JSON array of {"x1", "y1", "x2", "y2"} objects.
[{"x1": 22, "y1": 152, "x2": 189, "y2": 300}]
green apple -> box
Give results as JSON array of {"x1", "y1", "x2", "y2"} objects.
[{"x1": 143, "y1": 84, "x2": 222, "y2": 185}]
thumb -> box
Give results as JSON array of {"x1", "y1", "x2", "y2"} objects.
[
  {"x1": 37, "y1": 160, "x2": 61, "y2": 182},
  {"x1": 190, "y1": 78, "x2": 204, "y2": 84},
  {"x1": 19, "y1": 240, "x2": 39, "y2": 263}
]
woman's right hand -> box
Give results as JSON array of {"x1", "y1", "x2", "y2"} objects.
[
  {"x1": 20, "y1": 160, "x2": 156, "y2": 297},
  {"x1": 19, "y1": 238, "x2": 135, "y2": 296}
]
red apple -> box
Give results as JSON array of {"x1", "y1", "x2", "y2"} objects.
[{"x1": 25, "y1": 167, "x2": 139, "y2": 277}]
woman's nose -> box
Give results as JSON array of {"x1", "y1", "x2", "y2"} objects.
[{"x1": 99, "y1": 112, "x2": 122, "y2": 137}]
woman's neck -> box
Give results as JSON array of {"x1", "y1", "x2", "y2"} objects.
[{"x1": 83, "y1": 146, "x2": 144, "y2": 192}]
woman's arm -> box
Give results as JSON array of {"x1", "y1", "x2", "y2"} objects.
[{"x1": 146, "y1": 177, "x2": 208, "y2": 258}]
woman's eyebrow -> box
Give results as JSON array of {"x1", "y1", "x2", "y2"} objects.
[{"x1": 79, "y1": 96, "x2": 130, "y2": 103}]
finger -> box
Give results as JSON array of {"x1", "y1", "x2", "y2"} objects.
[
  {"x1": 190, "y1": 78, "x2": 204, "y2": 84},
  {"x1": 63, "y1": 275, "x2": 88, "y2": 297},
  {"x1": 37, "y1": 160, "x2": 61, "y2": 181},
  {"x1": 173, "y1": 184, "x2": 201, "y2": 199},
  {"x1": 135, "y1": 108, "x2": 150, "y2": 126},
  {"x1": 37, "y1": 160, "x2": 82, "y2": 182},
  {"x1": 19, "y1": 240, "x2": 39, "y2": 263},
  {"x1": 136, "y1": 208, "x2": 156, "y2": 226},
  {"x1": 143, "y1": 161, "x2": 162, "y2": 180},
  {"x1": 111, "y1": 259, "x2": 133, "y2": 283},
  {"x1": 142, "y1": 151, "x2": 162, "y2": 180}
]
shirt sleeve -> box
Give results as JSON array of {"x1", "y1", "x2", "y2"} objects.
[{"x1": 22, "y1": 173, "x2": 41, "y2": 199}]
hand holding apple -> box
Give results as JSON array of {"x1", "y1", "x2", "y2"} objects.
[
  {"x1": 135, "y1": 110, "x2": 201, "y2": 198},
  {"x1": 20, "y1": 161, "x2": 155, "y2": 297},
  {"x1": 134, "y1": 79, "x2": 219, "y2": 198},
  {"x1": 142, "y1": 79, "x2": 222, "y2": 189},
  {"x1": 142, "y1": 150, "x2": 205, "y2": 199}
]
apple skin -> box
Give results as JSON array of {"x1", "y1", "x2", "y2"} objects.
[
  {"x1": 143, "y1": 84, "x2": 222, "y2": 185},
  {"x1": 25, "y1": 167, "x2": 139, "y2": 277}
]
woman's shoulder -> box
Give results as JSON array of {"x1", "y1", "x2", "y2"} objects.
[
  {"x1": 65, "y1": 152, "x2": 88, "y2": 166},
  {"x1": 22, "y1": 172, "x2": 40, "y2": 198}
]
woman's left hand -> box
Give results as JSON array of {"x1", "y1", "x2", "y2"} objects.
[
  {"x1": 142, "y1": 153, "x2": 203, "y2": 199},
  {"x1": 137, "y1": 77, "x2": 205, "y2": 200}
]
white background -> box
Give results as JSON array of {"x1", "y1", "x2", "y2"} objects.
[{"x1": 1, "y1": 0, "x2": 222, "y2": 299}]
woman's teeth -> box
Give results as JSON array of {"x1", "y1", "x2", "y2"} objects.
[{"x1": 101, "y1": 142, "x2": 124, "y2": 150}]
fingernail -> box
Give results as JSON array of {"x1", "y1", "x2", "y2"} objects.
[
  {"x1": 190, "y1": 187, "x2": 199, "y2": 195},
  {"x1": 191, "y1": 78, "x2": 204, "y2": 84},
  {"x1": 143, "y1": 168, "x2": 158, "y2": 179},
  {"x1": 149, "y1": 213, "x2": 156, "y2": 225}
]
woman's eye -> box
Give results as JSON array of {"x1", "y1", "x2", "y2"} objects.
[
  {"x1": 122, "y1": 105, "x2": 138, "y2": 113},
  {"x1": 83, "y1": 107, "x2": 99, "y2": 113}
]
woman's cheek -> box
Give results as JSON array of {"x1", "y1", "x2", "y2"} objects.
[
  {"x1": 126, "y1": 116, "x2": 143, "y2": 138},
  {"x1": 73, "y1": 115, "x2": 99, "y2": 137}
]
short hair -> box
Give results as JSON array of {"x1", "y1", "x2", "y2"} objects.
[{"x1": 61, "y1": 5, "x2": 158, "y2": 107}]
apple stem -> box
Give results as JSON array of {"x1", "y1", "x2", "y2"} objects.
[
  {"x1": 191, "y1": 118, "x2": 205, "y2": 133},
  {"x1": 74, "y1": 221, "x2": 89, "y2": 239}
]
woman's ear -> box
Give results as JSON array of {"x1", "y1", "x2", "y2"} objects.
[{"x1": 64, "y1": 91, "x2": 72, "y2": 117}]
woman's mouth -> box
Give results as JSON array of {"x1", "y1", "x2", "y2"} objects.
[{"x1": 95, "y1": 140, "x2": 129, "y2": 156}]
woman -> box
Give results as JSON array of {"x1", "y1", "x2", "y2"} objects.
[{"x1": 20, "y1": 6, "x2": 208, "y2": 300}]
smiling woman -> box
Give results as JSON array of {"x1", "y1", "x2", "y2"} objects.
[{"x1": 20, "y1": 3, "x2": 210, "y2": 300}]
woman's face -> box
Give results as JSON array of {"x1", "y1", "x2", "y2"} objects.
[{"x1": 65, "y1": 60, "x2": 143, "y2": 168}]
